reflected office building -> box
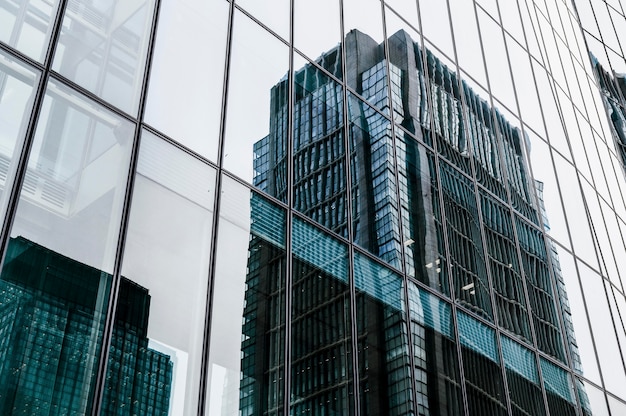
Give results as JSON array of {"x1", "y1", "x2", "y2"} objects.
[{"x1": 243, "y1": 30, "x2": 583, "y2": 416}]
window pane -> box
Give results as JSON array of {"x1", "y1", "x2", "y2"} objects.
[
  {"x1": 440, "y1": 161, "x2": 492, "y2": 319},
  {"x1": 53, "y1": 0, "x2": 156, "y2": 114},
  {"x1": 223, "y1": 11, "x2": 289, "y2": 198},
  {"x1": 207, "y1": 178, "x2": 287, "y2": 415},
  {"x1": 457, "y1": 311, "x2": 508, "y2": 415},
  {"x1": 144, "y1": 0, "x2": 229, "y2": 162},
  {"x1": 408, "y1": 282, "x2": 463, "y2": 415},
  {"x1": 541, "y1": 358, "x2": 577, "y2": 416},
  {"x1": 0, "y1": 78, "x2": 134, "y2": 414},
  {"x1": 501, "y1": 336, "x2": 547, "y2": 415},
  {"x1": 0, "y1": 0, "x2": 60, "y2": 62},
  {"x1": 291, "y1": 217, "x2": 352, "y2": 414},
  {"x1": 0, "y1": 51, "x2": 40, "y2": 222},
  {"x1": 101, "y1": 131, "x2": 215, "y2": 415},
  {"x1": 292, "y1": 63, "x2": 347, "y2": 237},
  {"x1": 354, "y1": 252, "x2": 414, "y2": 415},
  {"x1": 349, "y1": 94, "x2": 402, "y2": 269}
]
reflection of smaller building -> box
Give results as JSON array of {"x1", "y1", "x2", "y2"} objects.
[{"x1": 0, "y1": 236, "x2": 172, "y2": 415}]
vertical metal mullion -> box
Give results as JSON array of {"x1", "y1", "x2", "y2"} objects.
[
  {"x1": 197, "y1": 1, "x2": 235, "y2": 415},
  {"x1": 283, "y1": 0, "x2": 295, "y2": 414},
  {"x1": 89, "y1": 0, "x2": 163, "y2": 414},
  {"x1": 338, "y1": 0, "x2": 360, "y2": 413}
]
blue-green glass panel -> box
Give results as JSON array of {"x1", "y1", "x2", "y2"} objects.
[
  {"x1": 407, "y1": 282, "x2": 453, "y2": 338},
  {"x1": 291, "y1": 217, "x2": 352, "y2": 414},
  {"x1": 407, "y1": 281, "x2": 463, "y2": 415},
  {"x1": 354, "y1": 251, "x2": 403, "y2": 311},
  {"x1": 457, "y1": 311, "x2": 498, "y2": 362},
  {"x1": 541, "y1": 359, "x2": 575, "y2": 404},
  {"x1": 250, "y1": 192, "x2": 286, "y2": 249},
  {"x1": 354, "y1": 252, "x2": 414, "y2": 415},
  {"x1": 501, "y1": 336, "x2": 538, "y2": 383},
  {"x1": 292, "y1": 216, "x2": 348, "y2": 282}
]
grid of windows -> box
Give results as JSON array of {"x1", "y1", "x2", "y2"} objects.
[{"x1": 0, "y1": 0, "x2": 625, "y2": 415}]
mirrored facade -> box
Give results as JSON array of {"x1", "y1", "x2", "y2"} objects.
[{"x1": 0, "y1": 0, "x2": 625, "y2": 415}]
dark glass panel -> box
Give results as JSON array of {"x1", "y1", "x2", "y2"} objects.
[
  {"x1": 457, "y1": 312, "x2": 508, "y2": 416},
  {"x1": 292, "y1": 63, "x2": 347, "y2": 238},
  {"x1": 207, "y1": 179, "x2": 286, "y2": 416},
  {"x1": 0, "y1": 237, "x2": 111, "y2": 415},
  {"x1": 480, "y1": 193, "x2": 531, "y2": 342},
  {"x1": 439, "y1": 161, "x2": 492, "y2": 319},
  {"x1": 291, "y1": 217, "x2": 352, "y2": 415},
  {"x1": 354, "y1": 251, "x2": 414, "y2": 416},
  {"x1": 501, "y1": 336, "x2": 546, "y2": 416},
  {"x1": 396, "y1": 133, "x2": 449, "y2": 295},
  {"x1": 408, "y1": 282, "x2": 463, "y2": 415},
  {"x1": 515, "y1": 216, "x2": 566, "y2": 361},
  {"x1": 541, "y1": 359, "x2": 577, "y2": 416},
  {"x1": 348, "y1": 93, "x2": 402, "y2": 269}
]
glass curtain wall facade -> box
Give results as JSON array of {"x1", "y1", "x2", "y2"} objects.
[{"x1": 0, "y1": 0, "x2": 625, "y2": 416}]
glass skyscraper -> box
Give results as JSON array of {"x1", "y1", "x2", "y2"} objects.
[{"x1": 0, "y1": 0, "x2": 625, "y2": 415}]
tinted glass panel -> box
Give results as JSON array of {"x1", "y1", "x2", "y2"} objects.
[
  {"x1": 207, "y1": 178, "x2": 287, "y2": 415},
  {"x1": 457, "y1": 311, "x2": 507, "y2": 415},
  {"x1": 354, "y1": 252, "x2": 414, "y2": 415},
  {"x1": 408, "y1": 282, "x2": 463, "y2": 415},
  {"x1": 291, "y1": 217, "x2": 352, "y2": 415},
  {"x1": 349, "y1": 94, "x2": 402, "y2": 269},
  {"x1": 292, "y1": 63, "x2": 347, "y2": 237}
]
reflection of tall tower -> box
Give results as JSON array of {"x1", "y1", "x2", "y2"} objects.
[
  {"x1": 246, "y1": 29, "x2": 579, "y2": 416},
  {"x1": 593, "y1": 56, "x2": 626, "y2": 170},
  {"x1": 0, "y1": 237, "x2": 172, "y2": 416}
]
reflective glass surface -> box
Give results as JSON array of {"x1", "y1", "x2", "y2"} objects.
[
  {"x1": 457, "y1": 311, "x2": 507, "y2": 415},
  {"x1": 144, "y1": 0, "x2": 229, "y2": 161},
  {"x1": 0, "y1": 78, "x2": 134, "y2": 414},
  {"x1": 0, "y1": 0, "x2": 60, "y2": 62},
  {"x1": 0, "y1": 0, "x2": 626, "y2": 413},
  {"x1": 223, "y1": 10, "x2": 289, "y2": 197},
  {"x1": 207, "y1": 177, "x2": 286, "y2": 416},
  {"x1": 407, "y1": 282, "x2": 463, "y2": 415},
  {"x1": 103, "y1": 131, "x2": 216, "y2": 415},
  {"x1": 291, "y1": 216, "x2": 351, "y2": 415},
  {"x1": 53, "y1": 0, "x2": 156, "y2": 115},
  {"x1": 0, "y1": 51, "x2": 39, "y2": 222},
  {"x1": 292, "y1": 63, "x2": 347, "y2": 237},
  {"x1": 354, "y1": 252, "x2": 414, "y2": 415}
]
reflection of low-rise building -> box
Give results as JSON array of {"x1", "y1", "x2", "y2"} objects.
[
  {"x1": 0, "y1": 236, "x2": 172, "y2": 416},
  {"x1": 244, "y1": 29, "x2": 581, "y2": 416}
]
